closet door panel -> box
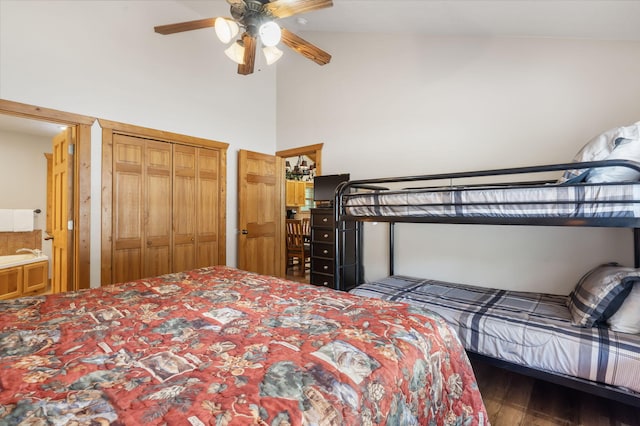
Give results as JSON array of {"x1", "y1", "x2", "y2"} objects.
[
  {"x1": 173, "y1": 145, "x2": 197, "y2": 273},
  {"x1": 144, "y1": 141, "x2": 172, "y2": 278},
  {"x1": 196, "y1": 148, "x2": 220, "y2": 268},
  {"x1": 113, "y1": 135, "x2": 144, "y2": 283},
  {"x1": 113, "y1": 248, "x2": 141, "y2": 283}
]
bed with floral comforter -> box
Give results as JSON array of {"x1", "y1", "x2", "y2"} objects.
[{"x1": 0, "y1": 266, "x2": 488, "y2": 425}]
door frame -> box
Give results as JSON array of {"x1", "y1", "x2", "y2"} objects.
[
  {"x1": 275, "y1": 143, "x2": 323, "y2": 177},
  {"x1": 0, "y1": 99, "x2": 95, "y2": 291},
  {"x1": 99, "y1": 119, "x2": 229, "y2": 285},
  {"x1": 275, "y1": 143, "x2": 323, "y2": 275}
]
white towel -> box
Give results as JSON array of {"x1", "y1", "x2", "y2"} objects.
[
  {"x1": 0, "y1": 209, "x2": 13, "y2": 232},
  {"x1": 13, "y1": 209, "x2": 34, "y2": 232}
]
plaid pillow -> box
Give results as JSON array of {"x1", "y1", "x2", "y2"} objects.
[{"x1": 567, "y1": 263, "x2": 640, "y2": 327}]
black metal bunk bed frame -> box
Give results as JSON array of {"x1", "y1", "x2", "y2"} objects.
[{"x1": 334, "y1": 159, "x2": 640, "y2": 407}]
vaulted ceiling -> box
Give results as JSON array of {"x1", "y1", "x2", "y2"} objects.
[{"x1": 181, "y1": 0, "x2": 640, "y2": 41}]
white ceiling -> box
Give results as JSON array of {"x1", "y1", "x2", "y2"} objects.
[
  {"x1": 181, "y1": 0, "x2": 640, "y2": 41},
  {"x1": 3, "y1": 0, "x2": 640, "y2": 138},
  {"x1": 0, "y1": 115, "x2": 63, "y2": 138}
]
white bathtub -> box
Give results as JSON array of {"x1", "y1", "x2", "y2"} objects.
[{"x1": 0, "y1": 253, "x2": 49, "y2": 269}]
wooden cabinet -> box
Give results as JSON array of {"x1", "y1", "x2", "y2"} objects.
[
  {"x1": 286, "y1": 180, "x2": 308, "y2": 207},
  {"x1": 0, "y1": 266, "x2": 22, "y2": 300},
  {"x1": 310, "y1": 207, "x2": 357, "y2": 291},
  {"x1": 0, "y1": 260, "x2": 48, "y2": 300},
  {"x1": 23, "y1": 261, "x2": 48, "y2": 295},
  {"x1": 110, "y1": 134, "x2": 225, "y2": 284}
]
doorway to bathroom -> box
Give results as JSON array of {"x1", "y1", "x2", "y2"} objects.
[{"x1": 0, "y1": 99, "x2": 94, "y2": 293}]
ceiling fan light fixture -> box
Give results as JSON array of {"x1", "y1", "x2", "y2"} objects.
[
  {"x1": 259, "y1": 21, "x2": 281, "y2": 47},
  {"x1": 224, "y1": 40, "x2": 245, "y2": 64},
  {"x1": 263, "y1": 45, "x2": 283, "y2": 65},
  {"x1": 214, "y1": 17, "x2": 239, "y2": 44}
]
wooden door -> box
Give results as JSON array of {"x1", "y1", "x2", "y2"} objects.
[
  {"x1": 51, "y1": 128, "x2": 73, "y2": 293},
  {"x1": 112, "y1": 135, "x2": 172, "y2": 282},
  {"x1": 173, "y1": 145, "x2": 197, "y2": 272},
  {"x1": 112, "y1": 134, "x2": 144, "y2": 283},
  {"x1": 237, "y1": 150, "x2": 284, "y2": 276},
  {"x1": 173, "y1": 145, "x2": 222, "y2": 271},
  {"x1": 144, "y1": 141, "x2": 172, "y2": 278},
  {"x1": 195, "y1": 147, "x2": 221, "y2": 268}
]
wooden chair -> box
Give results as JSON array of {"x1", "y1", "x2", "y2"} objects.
[
  {"x1": 286, "y1": 219, "x2": 310, "y2": 275},
  {"x1": 301, "y1": 217, "x2": 311, "y2": 240}
]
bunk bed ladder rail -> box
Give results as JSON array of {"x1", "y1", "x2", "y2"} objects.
[
  {"x1": 335, "y1": 181, "x2": 390, "y2": 291},
  {"x1": 635, "y1": 228, "x2": 640, "y2": 268},
  {"x1": 334, "y1": 181, "x2": 361, "y2": 291}
]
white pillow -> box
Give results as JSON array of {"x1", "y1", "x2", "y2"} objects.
[
  {"x1": 607, "y1": 283, "x2": 640, "y2": 334},
  {"x1": 558, "y1": 121, "x2": 640, "y2": 183},
  {"x1": 587, "y1": 138, "x2": 640, "y2": 182}
]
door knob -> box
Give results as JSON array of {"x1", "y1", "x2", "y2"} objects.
[{"x1": 241, "y1": 229, "x2": 248, "y2": 235}]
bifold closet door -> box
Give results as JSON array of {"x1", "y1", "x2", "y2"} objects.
[
  {"x1": 195, "y1": 147, "x2": 221, "y2": 268},
  {"x1": 173, "y1": 145, "x2": 197, "y2": 272},
  {"x1": 112, "y1": 135, "x2": 172, "y2": 283},
  {"x1": 173, "y1": 145, "x2": 221, "y2": 271}
]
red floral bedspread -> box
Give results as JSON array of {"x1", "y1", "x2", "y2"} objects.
[{"x1": 0, "y1": 266, "x2": 488, "y2": 425}]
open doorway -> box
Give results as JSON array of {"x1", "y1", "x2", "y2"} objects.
[
  {"x1": 0, "y1": 99, "x2": 95, "y2": 293},
  {"x1": 276, "y1": 143, "x2": 323, "y2": 282}
]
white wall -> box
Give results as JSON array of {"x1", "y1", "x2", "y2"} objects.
[
  {"x1": 0, "y1": 0, "x2": 278, "y2": 285},
  {"x1": 277, "y1": 33, "x2": 640, "y2": 294},
  {"x1": 0, "y1": 129, "x2": 51, "y2": 263}
]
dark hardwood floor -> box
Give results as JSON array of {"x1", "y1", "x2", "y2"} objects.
[
  {"x1": 285, "y1": 264, "x2": 310, "y2": 284},
  {"x1": 470, "y1": 358, "x2": 640, "y2": 425}
]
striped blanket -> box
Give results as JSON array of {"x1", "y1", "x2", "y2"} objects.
[
  {"x1": 350, "y1": 275, "x2": 640, "y2": 394},
  {"x1": 344, "y1": 182, "x2": 640, "y2": 218}
]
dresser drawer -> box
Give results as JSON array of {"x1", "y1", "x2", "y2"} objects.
[
  {"x1": 311, "y1": 242, "x2": 333, "y2": 259},
  {"x1": 312, "y1": 228, "x2": 334, "y2": 243},
  {"x1": 312, "y1": 212, "x2": 333, "y2": 227},
  {"x1": 312, "y1": 258, "x2": 333, "y2": 275},
  {"x1": 310, "y1": 273, "x2": 334, "y2": 288}
]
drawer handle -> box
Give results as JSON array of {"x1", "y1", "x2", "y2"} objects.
[
  {"x1": 323, "y1": 249, "x2": 328, "y2": 255},
  {"x1": 323, "y1": 233, "x2": 329, "y2": 238},
  {"x1": 322, "y1": 217, "x2": 328, "y2": 222},
  {"x1": 323, "y1": 265, "x2": 329, "y2": 270},
  {"x1": 323, "y1": 281, "x2": 328, "y2": 286}
]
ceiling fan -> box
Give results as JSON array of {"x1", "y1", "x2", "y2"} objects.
[{"x1": 154, "y1": 0, "x2": 333, "y2": 75}]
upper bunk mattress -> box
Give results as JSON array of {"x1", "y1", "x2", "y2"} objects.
[
  {"x1": 350, "y1": 275, "x2": 640, "y2": 395},
  {"x1": 344, "y1": 183, "x2": 640, "y2": 219}
]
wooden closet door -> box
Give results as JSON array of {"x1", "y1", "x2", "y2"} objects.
[
  {"x1": 173, "y1": 145, "x2": 197, "y2": 272},
  {"x1": 113, "y1": 134, "x2": 143, "y2": 283},
  {"x1": 173, "y1": 146, "x2": 221, "y2": 271},
  {"x1": 144, "y1": 141, "x2": 172, "y2": 278},
  {"x1": 112, "y1": 135, "x2": 172, "y2": 283},
  {"x1": 196, "y1": 147, "x2": 221, "y2": 268}
]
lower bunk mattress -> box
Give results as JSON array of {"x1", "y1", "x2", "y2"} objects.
[{"x1": 350, "y1": 275, "x2": 640, "y2": 395}]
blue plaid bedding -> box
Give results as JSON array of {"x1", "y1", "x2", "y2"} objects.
[
  {"x1": 344, "y1": 183, "x2": 640, "y2": 218},
  {"x1": 350, "y1": 275, "x2": 640, "y2": 394}
]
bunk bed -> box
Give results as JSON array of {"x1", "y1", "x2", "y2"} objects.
[{"x1": 333, "y1": 159, "x2": 640, "y2": 407}]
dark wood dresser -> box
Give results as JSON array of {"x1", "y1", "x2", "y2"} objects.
[{"x1": 310, "y1": 207, "x2": 357, "y2": 291}]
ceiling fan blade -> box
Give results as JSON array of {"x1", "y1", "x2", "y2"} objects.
[
  {"x1": 154, "y1": 17, "x2": 218, "y2": 35},
  {"x1": 238, "y1": 33, "x2": 256, "y2": 75},
  {"x1": 280, "y1": 28, "x2": 331, "y2": 66},
  {"x1": 265, "y1": 0, "x2": 333, "y2": 19}
]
